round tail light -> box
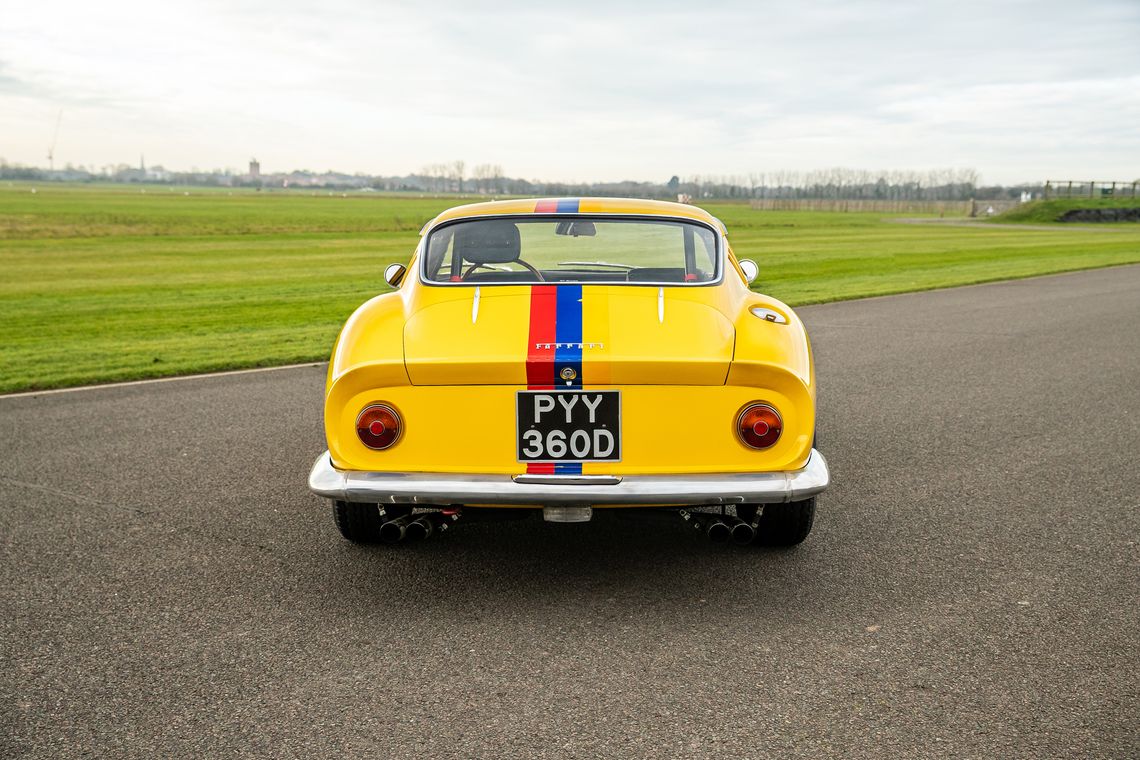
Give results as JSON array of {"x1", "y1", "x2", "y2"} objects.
[
  {"x1": 737, "y1": 403, "x2": 782, "y2": 449},
  {"x1": 356, "y1": 404, "x2": 402, "y2": 450}
]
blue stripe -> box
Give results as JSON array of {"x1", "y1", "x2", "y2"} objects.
[
  {"x1": 555, "y1": 198, "x2": 580, "y2": 213},
  {"x1": 554, "y1": 285, "x2": 583, "y2": 387},
  {"x1": 554, "y1": 284, "x2": 583, "y2": 474}
]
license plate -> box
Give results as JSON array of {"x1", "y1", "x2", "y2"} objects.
[{"x1": 516, "y1": 390, "x2": 621, "y2": 463}]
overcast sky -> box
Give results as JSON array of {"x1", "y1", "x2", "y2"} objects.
[{"x1": 2, "y1": 0, "x2": 1137, "y2": 184}]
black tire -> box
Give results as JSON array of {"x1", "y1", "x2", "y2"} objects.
[
  {"x1": 332, "y1": 501, "x2": 411, "y2": 544},
  {"x1": 754, "y1": 497, "x2": 816, "y2": 546}
]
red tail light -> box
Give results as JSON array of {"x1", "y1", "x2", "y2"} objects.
[
  {"x1": 356, "y1": 404, "x2": 402, "y2": 450},
  {"x1": 737, "y1": 403, "x2": 782, "y2": 449}
]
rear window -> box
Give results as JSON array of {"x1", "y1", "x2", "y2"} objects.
[{"x1": 422, "y1": 217, "x2": 719, "y2": 285}]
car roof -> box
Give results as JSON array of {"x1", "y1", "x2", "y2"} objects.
[{"x1": 423, "y1": 197, "x2": 726, "y2": 235}]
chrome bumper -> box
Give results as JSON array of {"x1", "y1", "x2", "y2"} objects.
[{"x1": 308, "y1": 449, "x2": 829, "y2": 507}]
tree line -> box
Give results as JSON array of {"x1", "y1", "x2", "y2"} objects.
[
  {"x1": 1, "y1": 157, "x2": 1054, "y2": 201},
  {"x1": 397, "y1": 165, "x2": 1035, "y2": 201}
]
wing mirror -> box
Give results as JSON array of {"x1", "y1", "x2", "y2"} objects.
[
  {"x1": 384, "y1": 263, "x2": 407, "y2": 287},
  {"x1": 738, "y1": 259, "x2": 759, "y2": 284}
]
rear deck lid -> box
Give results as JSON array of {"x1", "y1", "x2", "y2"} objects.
[{"x1": 403, "y1": 286, "x2": 734, "y2": 386}]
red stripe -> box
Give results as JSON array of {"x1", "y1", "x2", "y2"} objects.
[
  {"x1": 525, "y1": 285, "x2": 558, "y2": 474},
  {"x1": 526, "y1": 285, "x2": 557, "y2": 388},
  {"x1": 534, "y1": 200, "x2": 557, "y2": 213}
]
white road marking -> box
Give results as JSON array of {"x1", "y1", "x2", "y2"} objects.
[{"x1": 0, "y1": 362, "x2": 325, "y2": 400}]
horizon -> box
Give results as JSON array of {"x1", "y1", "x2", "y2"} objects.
[{"x1": 3, "y1": 160, "x2": 1103, "y2": 190}]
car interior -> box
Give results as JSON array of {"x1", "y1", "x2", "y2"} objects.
[{"x1": 426, "y1": 218, "x2": 715, "y2": 284}]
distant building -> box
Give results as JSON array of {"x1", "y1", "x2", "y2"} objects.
[{"x1": 249, "y1": 159, "x2": 260, "y2": 179}]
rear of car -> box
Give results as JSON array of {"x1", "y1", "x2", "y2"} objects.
[{"x1": 309, "y1": 198, "x2": 828, "y2": 546}]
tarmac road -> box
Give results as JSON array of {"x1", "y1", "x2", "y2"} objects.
[{"x1": 2, "y1": 266, "x2": 1137, "y2": 759}]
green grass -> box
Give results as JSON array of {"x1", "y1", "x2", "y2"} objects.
[
  {"x1": 2, "y1": 183, "x2": 1139, "y2": 393},
  {"x1": 995, "y1": 196, "x2": 1140, "y2": 224}
]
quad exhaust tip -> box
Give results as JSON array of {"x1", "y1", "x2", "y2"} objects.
[{"x1": 377, "y1": 506, "x2": 754, "y2": 544}]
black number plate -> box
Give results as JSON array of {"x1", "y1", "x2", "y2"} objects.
[{"x1": 516, "y1": 390, "x2": 621, "y2": 463}]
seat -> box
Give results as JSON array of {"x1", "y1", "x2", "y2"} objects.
[{"x1": 452, "y1": 220, "x2": 521, "y2": 265}]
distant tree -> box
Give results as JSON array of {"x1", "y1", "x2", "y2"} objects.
[
  {"x1": 450, "y1": 160, "x2": 466, "y2": 193},
  {"x1": 473, "y1": 163, "x2": 505, "y2": 194},
  {"x1": 748, "y1": 172, "x2": 763, "y2": 198}
]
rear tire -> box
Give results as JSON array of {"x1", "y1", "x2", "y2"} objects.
[
  {"x1": 737, "y1": 497, "x2": 816, "y2": 547},
  {"x1": 332, "y1": 501, "x2": 411, "y2": 544}
]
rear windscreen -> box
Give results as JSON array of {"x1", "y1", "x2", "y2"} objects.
[{"x1": 423, "y1": 217, "x2": 719, "y2": 285}]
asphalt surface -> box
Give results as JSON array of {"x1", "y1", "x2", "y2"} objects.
[{"x1": 2, "y1": 266, "x2": 1138, "y2": 759}]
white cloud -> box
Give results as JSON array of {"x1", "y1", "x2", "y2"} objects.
[{"x1": 1, "y1": 0, "x2": 1137, "y2": 183}]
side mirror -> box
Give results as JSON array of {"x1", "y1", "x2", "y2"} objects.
[
  {"x1": 384, "y1": 263, "x2": 407, "y2": 287},
  {"x1": 738, "y1": 259, "x2": 759, "y2": 284}
]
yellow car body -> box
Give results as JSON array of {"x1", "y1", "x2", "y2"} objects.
[{"x1": 309, "y1": 198, "x2": 828, "y2": 542}]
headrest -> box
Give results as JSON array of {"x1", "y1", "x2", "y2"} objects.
[{"x1": 452, "y1": 220, "x2": 521, "y2": 264}]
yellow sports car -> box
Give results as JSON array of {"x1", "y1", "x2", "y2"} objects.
[{"x1": 309, "y1": 197, "x2": 829, "y2": 546}]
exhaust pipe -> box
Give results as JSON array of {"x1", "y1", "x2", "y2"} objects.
[
  {"x1": 710, "y1": 515, "x2": 756, "y2": 544},
  {"x1": 681, "y1": 510, "x2": 744, "y2": 544},
  {"x1": 731, "y1": 520, "x2": 756, "y2": 545},
  {"x1": 379, "y1": 515, "x2": 414, "y2": 544},
  {"x1": 733, "y1": 506, "x2": 763, "y2": 546},
  {"x1": 707, "y1": 519, "x2": 733, "y2": 543},
  {"x1": 405, "y1": 511, "x2": 462, "y2": 541},
  {"x1": 404, "y1": 515, "x2": 434, "y2": 541}
]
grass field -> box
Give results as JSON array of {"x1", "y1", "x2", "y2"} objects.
[{"x1": 2, "y1": 183, "x2": 1139, "y2": 393}]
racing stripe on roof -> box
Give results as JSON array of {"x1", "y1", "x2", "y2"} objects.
[{"x1": 534, "y1": 198, "x2": 580, "y2": 213}]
